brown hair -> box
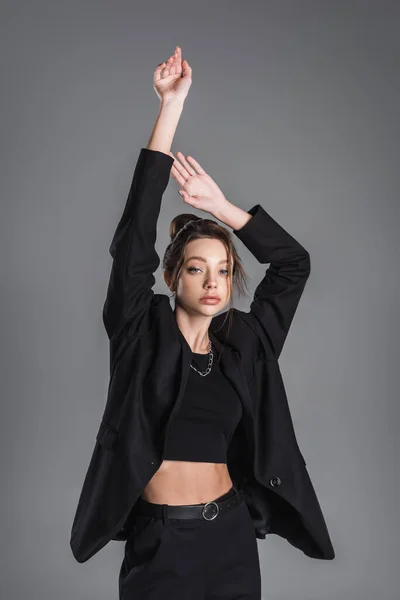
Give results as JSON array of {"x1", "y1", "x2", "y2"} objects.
[{"x1": 162, "y1": 213, "x2": 250, "y2": 352}]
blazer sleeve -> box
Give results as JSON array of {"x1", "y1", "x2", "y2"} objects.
[
  {"x1": 232, "y1": 204, "x2": 311, "y2": 360},
  {"x1": 102, "y1": 147, "x2": 174, "y2": 340}
]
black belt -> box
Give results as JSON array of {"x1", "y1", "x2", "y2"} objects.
[{"x1": 135, "y1": 486, "x2": 244, "y2": 521}]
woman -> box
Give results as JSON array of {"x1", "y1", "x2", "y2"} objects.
[
  {"x1": 118, "y1": 45, "x2": 262, "y2": 599},
  {"x1": 70, "y1": 44, "x2": 335, "y2": 600}
]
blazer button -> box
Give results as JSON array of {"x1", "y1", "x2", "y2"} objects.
[{"x1": 269, "y1": 476, "x2": 281, "y2": 487}]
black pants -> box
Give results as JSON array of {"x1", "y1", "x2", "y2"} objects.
[{"x1": 118, "y1": 485, "x2": 262, "y2": 599}]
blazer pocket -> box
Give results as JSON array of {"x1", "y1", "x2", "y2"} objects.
[{"x1": 96, "y1": 419, "x2": 119, "y2": 449}]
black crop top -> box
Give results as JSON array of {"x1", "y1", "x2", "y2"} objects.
[{"x1": 162, "y1": 349, "x2": 243, "y2": 463}]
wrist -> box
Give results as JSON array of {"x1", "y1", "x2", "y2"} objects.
[
  {"x1": 212, "y1": 199, "x2": 232, "y2": 221},
  {"x1": 213, "y1": 201, "x2": 252, "y2": 231},
  {"x1": 160, "y1": 97, "x2": 185, "y2": 111}
]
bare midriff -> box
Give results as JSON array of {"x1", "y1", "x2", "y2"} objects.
[{"x1": 141, "y1": 460, "x2": 234, "y2": 505}]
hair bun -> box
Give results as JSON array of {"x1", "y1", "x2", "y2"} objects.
[{"x1": 169, "y1": 214, "x2": 203, "y2": 242}]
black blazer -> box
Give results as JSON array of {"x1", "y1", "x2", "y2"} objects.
[{"x1": 70, "y1": 148, "x2": 335, "y2": 563}]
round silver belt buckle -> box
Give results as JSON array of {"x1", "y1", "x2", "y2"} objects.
[{"x1": 202, "y1": 500, "x2": 219, "y2": 521}]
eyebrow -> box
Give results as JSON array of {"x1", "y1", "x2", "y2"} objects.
[{"x1": 185, "y1": 256, "x2": 228, "y2": 264}]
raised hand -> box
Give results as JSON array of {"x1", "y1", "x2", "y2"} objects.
[
  {"x1": 153, "y1": 46, "x2": 192, "y2": 104},
  {"x1": 168, "y1": 151, "x2": 229, "y2": 216}
]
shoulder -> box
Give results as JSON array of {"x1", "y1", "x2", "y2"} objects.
[{"x1": 211, "y1": 308, "x2": 265, "y2": 359}]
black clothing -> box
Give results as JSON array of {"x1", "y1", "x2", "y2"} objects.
[
  {"x1": 162, "y1": 350, "x2": 243, "y2": 463},
  {"x1": 118, "y1": 485, "x2": 261, "y2": 599},
  {"x1": 70, "y1": 147, "x2": 335, "y2": 564}
]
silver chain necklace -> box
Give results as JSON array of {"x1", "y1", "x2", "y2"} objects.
[{"x1": 190, "y1": 339, "x2": 213, "y2": 377}]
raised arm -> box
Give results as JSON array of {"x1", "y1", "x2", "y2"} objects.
[
  {"x1": 167, "y1": 149, "x2": 310, "y2": 361},
  {"x1": 102, "y1": 46, "x2": 192, "y2": 340},
  {"x1": 215, "y1": 201, "x2": 311, "y2": 360}
]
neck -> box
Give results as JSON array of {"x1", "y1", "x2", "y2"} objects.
[
  {"x1": 173, "y1": 305, "x2": 213, "y2": 354},
  {"x1": 192, "y1": 338, "x2": 210, "y2": 353}
]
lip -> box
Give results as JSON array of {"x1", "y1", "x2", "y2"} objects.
[{"x1": 200, "y1": 297, "x2": 221, "y2": 304}]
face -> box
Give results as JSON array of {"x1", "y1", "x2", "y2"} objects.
[{"x1": 169, "y1": 237, "x2": 233, "y2": 315}]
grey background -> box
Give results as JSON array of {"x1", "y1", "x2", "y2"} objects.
[{"x1": 1, "y1": 1, "x2": 399, "y2": 599}]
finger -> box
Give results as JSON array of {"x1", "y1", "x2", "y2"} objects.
[
  {"x1": 185, "y1": 155, "x2": 206, "y2": 176},
  {"x1": 154, "y1": 62, "x2": 166, "y2": 81},
  {"x1": 168, "y1": 52, "x2": 177, "y2": 75},
  {"x1": 172, "y1": 153, "x2": 192, "y2": 180},
  {"x1": 167, "y1": 150, "x2": 184, "y2": 173},
  {"x1": 182, "y1": 59, "x2": 192, "y2": 76},
  {"x1": 171, "y1": 164, "x2": 186, "y2": 186},
  {"x1": 171, "y1": 164, "x2": 187, "y2": 188},
  {"x1": 160, "y1": 55, "x2": 172, "y2": 78},
  {"x1": 169, "y1": 61, "x2": 181, "y2": 76},
  {"x1": 180, "y1": 189, "x2": 198, "y2": 207},
  {"x1": 168, "y1": 151, "x2": 177, "y2": 173},
  {"x1": 175, "y1": 151, "x2": 196, "y2": 176},
  {"x1": 170, "y1": 46, "x2": 182, "y2": 75}
]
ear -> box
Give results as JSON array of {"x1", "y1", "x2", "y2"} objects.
[{"x1": 163, "y1": 271, "x2": 172, "y2": 289}]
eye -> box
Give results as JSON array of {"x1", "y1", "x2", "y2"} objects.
[{"x1": 187, "y1": 267, "x2": 229, "y2": 276}]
